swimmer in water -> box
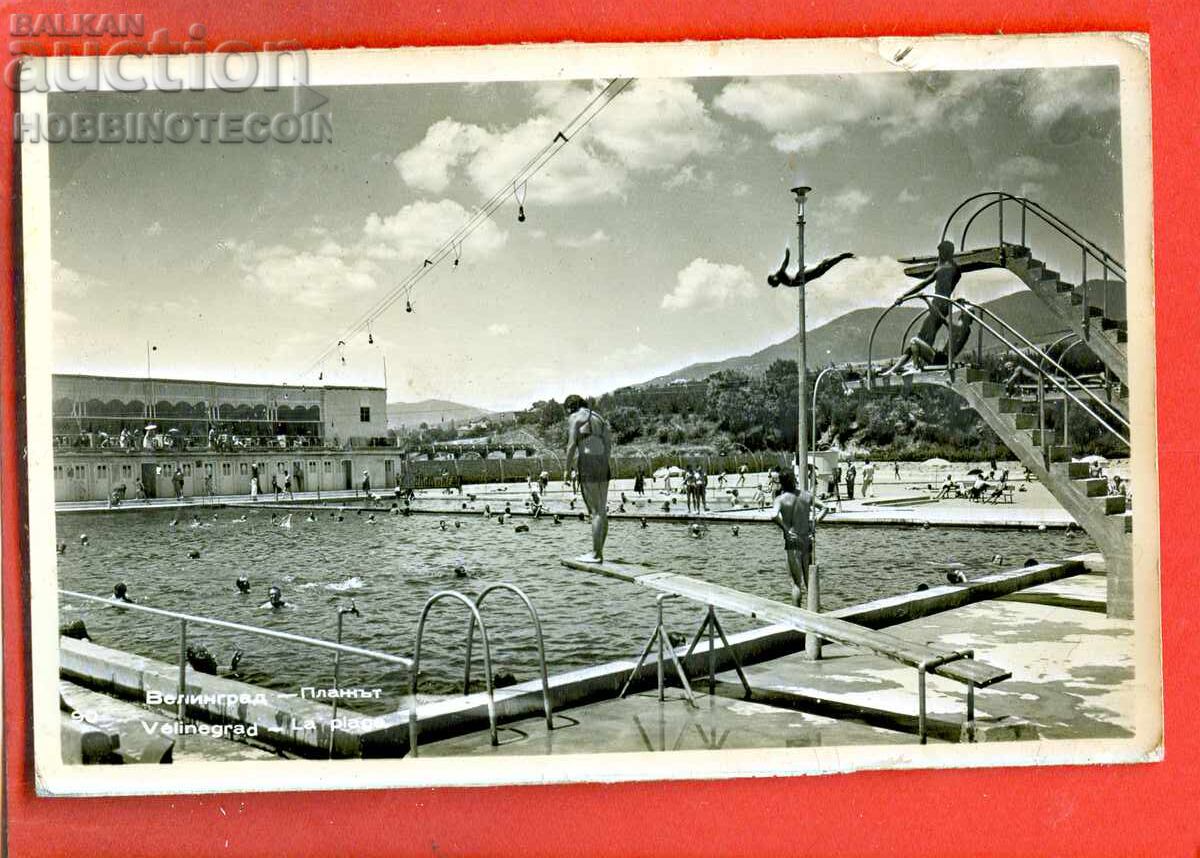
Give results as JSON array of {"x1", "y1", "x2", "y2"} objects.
[
  {"x1": 232, "y1": 514, "x2": 248, "y2": 523},
  {"x1": 79, "y1": 533, "x2": 89, "y2": 546},
  {"x1": 111, "y1": 582, "x2": 134, "y2": 603},
  {"x1": 552, "y1": 514, "x2": 562, "y2": 526},
  {"x1": 732, "y1": 525, "x2": 740, "y2": 537},
  {"x1": 190, "y1": 514, "x2": 201, "y2": 528},
  {"x1": 279, "y1": 514, "x2": 293, "y2": 529},
  {"x1": 236, "y1": 575, "x2": 251, "y2": 594},
  {"x1": 439, "y1": 520, "x2": 447, "y2": 531},
  {"x1": 640, "y1": 517, "x2": 648, "y2": 529},
  {"x1": 57, "y1": 542, "x2": 67, "y2": 555},
  {"x1": 305, "y1": 512, "x2": 316, "y2": 523},
  {"x1": 169, "y1": 516, "x2": 179, "y2": 528},
  {"x1": 367, "y1": 514, "x2": 376, "y2": 524},
  {"x1": 455, "y1": 521, "x2": 461, "y2": 529},
  {"x1": 261, "y1": 585, "x2": 287, "y2": 609}
]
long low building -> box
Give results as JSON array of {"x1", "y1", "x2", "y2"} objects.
[{"x1": 53, "y1": 373, "x2": 388, "y2": 446}]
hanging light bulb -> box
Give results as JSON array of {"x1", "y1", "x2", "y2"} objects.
[
  {"x1": 514, "y1": 183, "x2": 527, "y2": 223},
  {"x1": 453, "y1": 242, "x2": 461, "y2": 269},
  {"x1": 367, "y1": 322, "x2": 374, "y2": 345},
  {"x1": 318, "y1": 371, "x2": 323, "y2": 381},
  {"x1": 406, "y1": 299, "x2": 413, "y2": 313}
]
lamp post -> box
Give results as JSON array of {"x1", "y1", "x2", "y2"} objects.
[
  {"x1": 792, "y1": 186, "x2": 810, "y2": 496},
  {"x1": 790, "y1": 186, "x2": 822, "y2": 660},
  {"x1": 811, "y1": 366, "x2": 846, "y2": 457}
]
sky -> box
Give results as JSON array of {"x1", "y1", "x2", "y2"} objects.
[{"x1": 46, "y1": 66, "x2": 1123, "y2": 412}]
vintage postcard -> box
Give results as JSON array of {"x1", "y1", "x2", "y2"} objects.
[{"x1": 20, "y1": 32, "x2": 1159, "y2": 796}]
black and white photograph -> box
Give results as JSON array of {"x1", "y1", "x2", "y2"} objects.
[{"x1": 21, "y1": 34, "x2": 1159, "y2": 795}]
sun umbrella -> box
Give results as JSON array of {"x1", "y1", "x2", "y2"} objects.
[
  {"x1": 921, "y1": 457, "x2": 952, "y2": 468},
  {"x1": 144, "y1": 423, "x2": 158, "y2": 430},
  {"x1": 1077, "y1": 454, "x2": 1108, "y2": 464},
  {"x1": 654, "y1": 466, "x2": 685, "y2": 478},
  {"x1": 966, "y1": 467, "x2": 985, "y2": 476}
]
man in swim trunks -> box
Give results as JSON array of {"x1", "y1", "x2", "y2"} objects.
[
  {"x1": 564, "y1": 394, "x2": 613, "y2": 563},
  {"x1": 888, "y1": 239, "x2": 963, "y2": 373},
  {"x1": 771, "y1": 470, "x2": 828, "y2": 607}
]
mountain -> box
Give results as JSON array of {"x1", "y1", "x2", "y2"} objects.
[
  {"x1": 387, "y1": 399, "x2": 491, "y2": 429},
  {"x1": 639, "y1": 288, "x2": 1110, "y2": 386}
]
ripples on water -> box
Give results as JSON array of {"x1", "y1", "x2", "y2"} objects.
[{"x1": 56, "y1": 508, "x2": 1096, "y2": 712}]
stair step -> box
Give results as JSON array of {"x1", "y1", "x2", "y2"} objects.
[
  {"x1": 1049, "y1": 445, "x2": 1071, "y2": 463},
  {"x1": 1011, "y1": 412, "x2": 1037, "y2": 430},
  {"x1": 963, "y1": 368, "x2": 989, "y2": 383},
  {"x1": 1103, "y1": 494, "x2": 1127, "y2": 515},
  {"x1": 1124, "y1": 512, "x2": 1133, "y2": 533},
  {"x1": 1076, "y1": 477, "x2": 1109, "y2": 497},
  {"x1": 1056, "y1": 280, "x2": 1075, "y2": 294},
  {"x1": 1065, "y1": 461, "x2": 1092, "y2": 478},
  {"x1": 1100, "y1": 316, "x2": 1125, "y2": 331},
  {"x1": 1117, "y1": 330, "x2": 1128, "y2": 344},
  {"x1": 998, "y1": 397, "x2": 1038, "y2": 414},
  {"x1": 1028, "y1": 429, "x2": 1056, "y2": 446},
  {"x1": 978, "y1": 382, "x2": 1005, "y2": 398}
]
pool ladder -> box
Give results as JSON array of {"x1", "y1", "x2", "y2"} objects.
[{"x1": 408, "y1": 583, "x2": 554, "y2": 757}]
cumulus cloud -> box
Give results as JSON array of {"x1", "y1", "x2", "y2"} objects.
[
  {"x1": 362, "y1": 198, "x2": 507, "y2": 262},
  {"x1": 663, "y1": 164, "x2": 716, "y2": 190},
  {"x1": 51, "y1": 260, "x2": 95, "y2": 298},
  {"x1": 713, "y1": 74, "x2": 978, "y2": 152},
  {"x1": 714, "y1": 69, "x2": 1116, "y2": 154},
  {"x1": 826, "y1": 188, "x2": 871, "y2": 216},
  {"x1": 487, "y1": 323, "x2": 511, "y2": 336},
  {"x1": 1021, "y1": 67, "x2": 1119, "y2": 128},
  {"x1": 994, "y1": 154, "x2": 1061, "y2": 197},
  {"x1": 144, "y1": 220, "x2": 163, "y2": 237},
  {"x1": 662, "y1": 259, "x2": 755, "y2": 311},
  {"x1": 897, "y1": 188, "x2": 920, "y2": 204},
  {"x1": 394, "y1": 79, "x2": 721, "y2": 206},
  {"x1": 395, "y1": 119, "x2": 490, "y2": 193},
  {"x1": 234, "y1": 239, "x2": 379, "y2": 309}
]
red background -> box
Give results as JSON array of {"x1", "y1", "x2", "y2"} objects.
[{"x1": 3, "y1": 2, "x2": 1197, "y2": 855}]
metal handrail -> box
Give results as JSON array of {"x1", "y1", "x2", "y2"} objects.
[
  {"x1": 865, "y1": 295, "x2": 1129, "y2": 449},
  {"x1": 954, "y1": 298, "x2": 1129, "y2": 438},
  {"x1": 462, "y1": 582, "x2": 554, "y2": 731},
  {"x1": 60, "y1": 590, "x2": 412, "y2": 667},
  {"x1": 60, "y1": 589, "x2": 412, "y2": 729},
  {"x1": 941, "y1": 191, "x2": 1126, "y2": 276},
  {"x1": 409, "y1": 590, "x2": 497, "y2": 757},
  {"x1": 865, "y1": 293, "x2": 957, "y2": 391}
]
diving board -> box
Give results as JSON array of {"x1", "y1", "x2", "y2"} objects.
[{"x1": 561, "y1": 558, "x2": 1009, "y2": 689}]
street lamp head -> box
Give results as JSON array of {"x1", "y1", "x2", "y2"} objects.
[{"x1": 791, "y1": 185, "x2": 812, "y2": 214}]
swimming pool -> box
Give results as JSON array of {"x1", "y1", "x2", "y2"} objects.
[{"x1": 55, "y1": 508, "x2": 1096, "y2": 712}]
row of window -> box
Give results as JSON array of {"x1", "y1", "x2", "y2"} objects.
[{"x1": 55, "y1": 460, "x2": 351, "y2": 480}]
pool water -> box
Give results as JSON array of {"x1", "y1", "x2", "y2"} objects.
[{"x1": 55, "y1": 508, "x2": 1096, "y2": 711}]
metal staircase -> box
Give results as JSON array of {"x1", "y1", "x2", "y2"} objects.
[
  {"x1": 899, "y1": 192, "x2": 1129, "y2": 387},
  {"x1": 863, "y1": 293, "x2": 1133, "y2": 619}
]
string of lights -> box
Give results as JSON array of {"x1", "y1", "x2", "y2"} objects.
[{"x1": 301, "y1": 77, "x2": 635, "y2": 382}]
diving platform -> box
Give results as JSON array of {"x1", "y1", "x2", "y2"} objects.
[{"x1": 561, "y1": 558, "x2": 1010, "y2": 690}]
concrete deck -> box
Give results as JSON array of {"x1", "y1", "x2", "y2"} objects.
[
  {"x1": 58, "y1": 478, "x2": 1079, "y2": 529},
  {"x1": 414, "y1": 572, "x2": 1133, "y2": 757},
  {"x1": 417, "y1": 689, "x2": 920, "y2": 757},
  {"x1": 60, "y1": 681, "x2": 280, "y2": 763}
]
